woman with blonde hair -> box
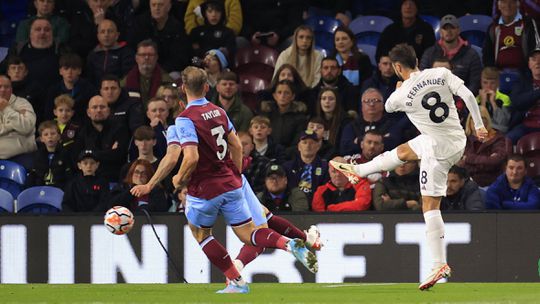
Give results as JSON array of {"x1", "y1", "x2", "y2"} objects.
[
  {"x1": 273, "y1": 25, "x2": 323, "y2": 88},
  {"x1": 460, "y1": 107, "x2": 511, "y2": 187},
  {"x1": 156, "y1": 83, "x2": 185, "y2": 119}
]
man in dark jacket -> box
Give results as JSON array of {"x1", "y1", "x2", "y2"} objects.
[
  {"x1": 376, "y1": 0, "x2": 436, "y2": 61},
  {"x1": 100, "y1": 74, "x2": 144, "y2": 134},
  {"x1": 256, "y1": 164, "x2": 309, "y2": 212},
  {"x1": 441, "y1": 166, "x2": 484, "y2": 210},
  {"x1": 86, "y1": 19, "x2": 135, "y2": 87},
  {"x1": 361, "y1": 55, "x2": 399, "y2": 101},
  {"x1": 211, "y1": 71, "x2": 253, "y2": 132},
  {"x1": 73, "y1": 95, "x2": 130, "y2": 183},
  {"x1": 420, "y1": 15, "x2": 482, "y2": 95}
]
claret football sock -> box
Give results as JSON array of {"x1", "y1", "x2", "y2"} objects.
[
  {"x1": 251, "y1": 228, "x2": 288, "y2": 251},
  {"x1": 200, "y1": 236, "x2": 240, "y2": 280},
  {"x1": 267, "y1": 215, "x2": 306, "y2": 240},
  {"x1": 236, "y1": 245, "x2": 265, "y2": 267}
]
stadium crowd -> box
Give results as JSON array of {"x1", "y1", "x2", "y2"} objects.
[{"x1": 0, "y1": 0, "x2": 539, "y2": 213}]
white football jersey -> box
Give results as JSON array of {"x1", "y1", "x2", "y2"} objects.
[{"x1": 385, "y1": 67, "x2": 466, "y2": 157}]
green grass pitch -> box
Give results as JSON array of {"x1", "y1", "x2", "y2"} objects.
[{"x1": 1, "y1": 283, "x2": 539, "y2": 303}]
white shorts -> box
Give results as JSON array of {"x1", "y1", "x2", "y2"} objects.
[{"x1": 407, "y1": 135, "x2": 464, "y2": 197}]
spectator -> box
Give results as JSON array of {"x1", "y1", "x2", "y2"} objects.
[
  {"x1": 128, "y1": 0, "x2": 190, "y2": 72},
  {"x1": 441, "y1": 165, "x2": 484, "y2": 210},
  {"x1": 305, "y1": 1, "x2": 351, "y2": 26},
  {"x1": 372, "y1": 161, "x2": 421, "y2": 211},
  {"x1": 345, "y1": 129, "x2": 387, "y2": 186},
  {"x1": 361, "y1": 55, "x2": 399, "y2": 101},
  {"x1": 420, "y1": 14, "x2": 482, "y2": 95},
  {"x1": 211, "y1": 71, "x2": 253, "y2": 132},
  {"x1": 73, "y1": 95, "x2": 129, "y2": 182},
  {"x1": 184, "y1": 0, "x2": 242, "y2": 35},
  {"x1": 52, "y1": 94, "x2": 80, "y2": 149},
  {"x1": 190, "y1": 0, "x2": 236, "y2": 61},
  {"x1": 2, "y1": 18, "x2": 62, "y2": 90},
  {"x1": 143, "y1": 97, "x2": 170, "y2": 160},
  {"x1": 122, "y1": 40, "x2": 173, "y2": 105},
  {"x1": 307, "y1": 57, "x2": 359, "y2": 113},
  {"x1": 62, "y1": 149, "x2": 110, "y2": 212},
  {"x1": 283, "y1": 130, "x2": 329, "y2": 205},
  {"x1": 16, "y1": 0, "x2": 70, "y2": 45},
  {"x1": 274, "y1": 25, "x2": 323, "y2": 88},
  {"x1": 331, "y1": 25, "x2": 373, "y2": 88},
  {"x1": 312, "y1": 156, "x2": 371, "y2": 212},
  {"x1": 201, "y1": 48, "x2": 228, "y2": 100},
  {"x1": 239, "y1": 131, "x2": 269, "y2": 193},
  {"x1": 156, "y1": 83, "x2": 185, "y2": 119},
  {"x1": 376, "y1": 0, "x2": 436, "y2": 61},
  {"x1": 240, "y1": 0, "x2": 304, "y2": 49},
  {"x1": 248, "y1": 115, "x2": 286, "y2": 164},
  {"x1": 507, "y1": 48, "x2": 540, "y2": 143},
  {"x1": 27, "y1": 120, "x2": 72, "y2": 188},
  {"x1": 86, "y1": 19, "x2": 135, "y2": 87},
  {"x1": 124, "y1": 125, "x2": 160, "y2": 177},
  {"x1": 68, "y1": 0, "x2": 116, "y2": 59},
  {"x1": 431, "y1": 58, "x2": 469, "y2": 126},
  {"x1": 459, "y1": 107, "x2": 511, "y2": 187},
  {"x1": 0, "y1": 75, "x2": 37, "y2": 167},
  {"x1": 340, "y1": 88, "x2": 403, "y2": 155},
  {"x1": 315, "y1": 87, "x2": 351, "y2": 149},
  {"x1": 5, "y1": 56, "x2": 42, "y2": 116},
  {"x1": 44, "y1": 53, "x2": 96, "y2": 123},
  {"x1": 256, "y1": 163, "x2": 309, "y2": 212},
  {"x1": 260, "y1": 80, "x2": 308, "y2": 150},
  {"x1": 111, "y1": 159, "x2": 170, "y2": 212},
  {"x1": 476, "y1": 67, "x2": 512, "y2": 133},
  {"x1": 307, "y1": 116, "x2": 336, "y2": 161},
  {"x1": 486, "y1": 154, "x2": 540, "y2": 209},
  {"x1": 101, "y1": 74, "x2": 144, "y2": 134},
  {"x1": 258, "y1": 64, "x2": 309, "y2": 111},
  {"x1": 483, "y1": 0, "x2": 538, "y2": 70}
]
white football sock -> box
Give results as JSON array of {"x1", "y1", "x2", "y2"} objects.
[
  {"x1": 355, "y1": 148, "x2": 405, "y2": 177},
  {"x1": 423, "y1": 210, "x2": 446, "y2": 267}
]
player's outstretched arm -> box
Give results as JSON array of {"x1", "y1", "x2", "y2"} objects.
[
  {"x1": 456, "y1": 85, "x2": 487, "y2": 141},
  {"x1": 173, "y1": 145, "x2": 199, "y2": 190},
  {"x1": 131, "y1": 144, "x2": 182, "y2": 197}
]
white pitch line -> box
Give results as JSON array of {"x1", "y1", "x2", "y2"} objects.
[{"x1": 324, "y1": 283, "x2": 398, "y2": 288}]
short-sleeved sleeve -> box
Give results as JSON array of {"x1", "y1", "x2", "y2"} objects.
[
  {"x1": 166, "y1": 125, "x2": 180, "y2": 146},
  {"x1": 385, "y1": 90, "x2": 404, "y2": 113},
  {"x1": 175, "y1": 117, "x2": 198, "y2": 146},
  {"x1": 226, "y1": 114, "x2": 236, "y2": 132}
]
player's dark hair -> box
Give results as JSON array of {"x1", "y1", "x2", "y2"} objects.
[{"x1": 389, "y1": 44, "x2": 417, "y2": 69}]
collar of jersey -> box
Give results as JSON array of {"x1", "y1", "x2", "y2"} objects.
[
  {"x1": 498, "y1": 12, "x2": 522, "y2": 25},
  {"x1": 186, "y1": 97, "x2": 209, "y2": 109}
]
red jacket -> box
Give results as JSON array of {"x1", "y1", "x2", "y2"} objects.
[{"x1": 312, "y1": 178, "x2": 372, "y2": 212}]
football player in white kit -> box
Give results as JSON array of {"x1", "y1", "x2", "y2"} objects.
[{"x1": 331, "y1": 44, "x2": 488, "y2": 290}]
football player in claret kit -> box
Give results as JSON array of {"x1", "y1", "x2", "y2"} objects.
[
  {"x1": 332, "y1": 44, "x2": 488, "y2": 290},
  {"x1": 170, "y1": 67, "x2": 317, "y2": 293}
]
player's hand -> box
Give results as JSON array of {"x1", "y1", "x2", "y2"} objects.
[
  {"x1": 475, "y1": 127, "x2": 488, "y2": 142},
  {"x1": 396, "y1": 81, "x2": 403, "y2": 88},
  {"x1": 130, "y1": 184, "x2": 151, "y2": 197}
]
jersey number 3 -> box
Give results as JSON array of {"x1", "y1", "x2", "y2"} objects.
[
  {"x1": 211, "y1": 125, "x2": 227, "y2": 160},
  {"x1": 421, "y1": 92, "x2": 449, "y2": 123}
]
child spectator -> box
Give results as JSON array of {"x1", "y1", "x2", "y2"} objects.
[
  {"x1": 190, "y1": 0, "x2": 236, "y2": 61},
  {"x1": 307, "y1": 116, "x2": 336, "y2": 161},
  {"x1": 44, "y1": 53, "x2": 96, "y2": 123},
  {"x1": 6, "y1": 56, "x2": 42, "y2": 115},
  {"x1": 274, "y1": 25, "x2": 323, "y2": 88},
  {"x1": 52, "y1": 94, "x2": 80, "y2": 149},
  {"x1": 476, "y1": 67, "x2": 512, "y2": 133},
  {"x1": 248, "y1": 115, "x2": 285, "y2": 164},
  {"x1": 124, "y1": 125, "x2": 160, "y2": 180},
  {"x1": 27, "y1": 120, "x2": 72, "y2": 189},
  {"x1": 62, "y1": 150, "x2": 110, "y2": 212},
  {"x1": 238, "y1": 131, "x2": 266, "y2": 192}
]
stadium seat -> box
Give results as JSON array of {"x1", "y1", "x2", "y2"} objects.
[
  {"x1": 499, "y1": 69, "x2": 520, "y2": 94},
  {"x1": 420, "y1": 15, "x2": 440, "y2": 40},
  {"x1": 357, "y1": 43, "x2": 377, "y2": 67},
  {"x1": 458, "y1": 14, "x2": 493, "y2": 48},
  {"x1": 238, "y1": 73, "x2": 270, "y2": 112},
  {"x1": 0, "y1": 47, "x2": 8, "y2": 62},
  {"x1": 0, "y1": 0, "x2": 28, "y2": 47},
  {"x1": 525, "y1": 156, "x2": 540, "y2": 183},
  {"x1": 349, "y1": 15, "x2": 393, "y2": 46},
  {"x1": 0, "y1": 160, "x2": 27, "y2": 198},
  {"x1": 315, "y1": 47, "x2": 328, "y2": 58},
  {"x1": 16, "y1": 186, "x2": 63, "y2": 214},
  {"x1": 516, "y1": 132, "x2": 540, "y2": 157},
  {"x1": 305, "y1": 15, "x2": 342, "y2": 52},
  {"x1": 0, "y1": 188, "x2": 14, "y2": 213},
  {"x1": 235, "y1": 45, "x2": 279, "y2": 82}
]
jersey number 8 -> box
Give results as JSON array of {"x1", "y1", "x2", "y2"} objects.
[{"x1": 421, "y1": 92, "x2": 449, "y2": 123}]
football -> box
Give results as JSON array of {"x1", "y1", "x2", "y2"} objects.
[{"x1": 104, "y1": 206, "x2": 135, "y2": 235}]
